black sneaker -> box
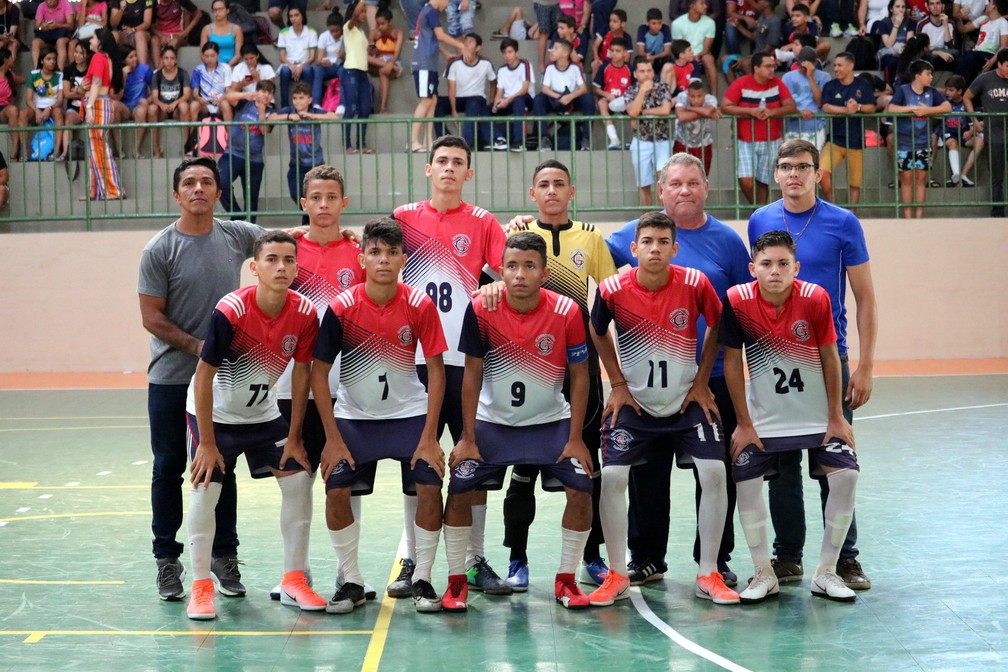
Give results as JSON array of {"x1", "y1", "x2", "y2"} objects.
[
  {"x1": 326, "y1": 582, "x2": 366, "y2": 614},
  {"x1": 466, "y1": 556, "x2": 512, "y2": 595},
  {"x1": 210, "y1": 556, "x2": 246, "y2": 597},
  {"x1": 386, "y1": 558, "x2": 415, "y2": 598},
  {"x1": 627, "y1": 559, "x2": 666, "y2": 586},
  {"x1": 836, "y1": 557, "x2": 872, "y2": 590},
  {"x1": 156, "y1": 557, "x2": 186, "y2": 601},
  {"x1": 412, "y1": 579, "x2": 442, "y2": 613}
]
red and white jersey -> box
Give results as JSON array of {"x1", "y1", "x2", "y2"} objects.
[
  {"x1": 719, "y1": 279, "x2": 837, "y2": 438},
  {"x1": 186, "y1": 285, "x2": 319, "y2": 424},
  {"x1": 314, "y1": 282, "x2": 448, "y2": 420},
  {"x1": 276, "y1": 237, "x2": 364, "y2": 400},
  {"x1": 592, "y1": 266, "x2": 721, "y2": 416},
  {"x1": 459, "y1": 289, "x2": 589, "y2": 426},
  {"x1": 393, "y1": 200, "x2": 507, "y2": 367}
]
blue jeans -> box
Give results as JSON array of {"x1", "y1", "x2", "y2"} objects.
[
  {"x1": 312, "y1": 62, "x2": 343, "y2": 107},
  {"x1": 149, "y1": 383, "x2": 238, "y2": 560},
  {"x1": 434, "y1": 96, "x2": 492, "y2": 149},
  {"x1": 724, "y1": 23, "x2": 752, "y2": 56},
  {"x1": 445, "y1": 0, "x2": 475, "y2": 37},
  {"x1": 767, "y1": 355, "x2": 859, "y2": 561},
  {"x1": 217, "y1": 152, "x2": 264, "y2": 222},
  {"x1": 532, "y1": 92, "x2": 597, "y2": 146},
  {"x1": 400, "y1": 0, "x2": 424, "y2": 32},
  {"x1": 279, "y1": 64, "x2": 318, "y2": 109},
  {"x1": 339, "y1": 67, "x2": 372, "y2": 149},
  {"x1": 493, "y1": 94, "x2": 532, "y2": 146}
]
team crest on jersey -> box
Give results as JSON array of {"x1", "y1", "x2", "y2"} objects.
[
  {"x1": 454, "y1": 459, "x2": 479, "y2": 479},
  {"x1": 333, "y1": 460, "x2": 348, "y2": 475},
  {"x1": 669, "y1": 308, "x2": 690, "y2": 330},
  {"x1": 281, "y1": 335, "x2": 298, "y2": 357},
  {"x1": 336, "y1": 268, "x2": 356, "y2": 289},
  {"x1": 535, "y1": 334, "x2": 555, "y2": 355},
  {"x1": 733, "y1": 451, "x2": 750, "y2": 467},
  {"x1": 791, "y1": 320, "x2": 811, "y2": 342},
  {"x1": 452, "y1": 233, "x2": 471, "y2": 256},
  {"x1": 397, "y1": 325, "x2": 414, "y2": 346},
  {"x1": 570, "y1": 248, "x2": 586, "y2": 270},
  {"x1": 609, "y1": 428, "x2": 634, "y2": 452}
]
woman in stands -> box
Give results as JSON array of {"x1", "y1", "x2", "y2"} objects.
[
  {"x1": 21, "y1": 45, "x2": 65, "y2": 160},
  {"x1": 199, "y1": 0, "x2": 243, "y2": 67},
  {"x1": 84, "y1": 28, "x2": 124, "y2": 199},
  {"x1": 60, "y1": 41, "x2": 92, "y2": 160}
]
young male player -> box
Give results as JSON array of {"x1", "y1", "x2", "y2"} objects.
[
  {"x1": 720, "y1": 229, "x2": 860, "y2": 604},
  {"x1": 391, "y1": 135, "x2": 511, "y2": 598},
  {"x1": 184, "y1": 230, "x2": 323, "y2": 620},
  {"x1": 311, "y1": 217, "x2": 449, "y2": 614},
  {"x1": 442, "y1": 232, "x2": 595, "y2": 612},
  {"x1": 587, "y1": 211, "x2": 739, "y2": 607}
]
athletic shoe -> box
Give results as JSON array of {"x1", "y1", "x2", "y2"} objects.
[
  {"x1": 509, "y1": 143, "x2": 525, "y2": 152},
  {"x1": 829, "y1": 22, "x2": 843, "y2": 37},
  {"x1": 412, "y1": 579, "x2": 442, "y2": 613},
  {"x1": 771, "y1": 557, "x2": 804, "y2": 583},
  {"x1": 962, "y1": 175, "x2": 975, "y2": 187},
  {"x1": 588, "y1": 569, "x2": 630, "y2": 606},
  {"x1": 492, "y1": 137, "x2": 509, "y2": 151},
  {"x1": 156, "y1": 557, "x2": 185, "y2": 601},
  {"x1": 811, "y1": 569, "x2": 857, "y2": 602},
  {"x1": 627, "y1": 559, "x2": 665, "y2": 586},
  {"x1": 579, "y1": 557, "x2": 609, "y2": 586},
  {"x1": 836, "y1": 558, "x2": 872, "y2": 590},
  {"x1": 280, "y1": 571, "x2": 327, "y2": 611},
  {"x1": 441, "y1": 574, "x2": 469, "y2": 612},
  {"x1": 491, "y1": 30, "x2": 507, "y2": 39},
  {"x1": 696, "y1": 572, "x2": 741, "y2": 605},
  {"x1": 326, "y1": 582, "x2": 366, "y2": 614},
  {"x1": 578, "y1": 141, "x2": 591, "y2": 151},
  {"x1": 186, "y1": 578, "x2": 215, "y2": 620},
  {"x1": 740, "y1": 565, "x2": 780, "y2": 604},
  {"x1": 270, "y1": 567, "x2": 313, "y2": 601},
  {"x1": 718, "y1": 562, "x2": 738, "y2": 588},
  {"x1": 844, "y1": 24, "x2": 860, "y2": 36},
  {"x1": 210, "y1": 556, "x2": 246, "y2": 597},
  {"x1": 335, "y1": 573, "x2": 377, "y2": 601},
  {"x1": 946, "y1": 176, "x2": 961, "y2": 187},
  {"x1": 386, "y1": 558, "x2": 415, "y2": 598},
  {"x1": 467, "y1": 556, "x2": 512, "y2": 595},
  {"x1": 607, "y1": 139, "x2": 622, "y2": 150},
  {"x1": 505, "y1": 559, "x2": 529, "y2": 592},
  {"x1": 554, "y1": 573, "x2": 590, "y2": 609},
  {"x1": 541, "y1": 138, "x2": 553, "y2": 151}
]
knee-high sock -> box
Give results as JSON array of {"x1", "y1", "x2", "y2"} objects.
[
  {"x1": 817, "y1": 469, "x2": 858, "y2": 575},
  {"x1": 694, "y1": 458, "x2": 728, "y2": 576},
  {"x1": 277, "y1": 471, "x2": 313, "y2": 573},
  {"x1": 443, "y1": 524, "x2": 470, "y2": 576},
  {"x1": 466, "y1": 504, "x2": 487, "y2": 569},
  {"x1": 599, "y1": 464, "x2": 630, "y2": 575},
  {"x1": 559, "y1": 527, "x2": 591, "y2": 575},
  {"x1": 188, "y1": 482, "x2": 222, "y2": 581},
  {"x1": 736, "y1": 477, "x2": 771, "y2": 571},
  {"x1": 336, "y1": 496, "x2": 362, "y2": 583},
  {"x1": 949, "y1": 149, "x2": 961, "y2": 177},
  {"x1": 329, "y1": 520, "x2": 364, "y2": 586},
  {"x1": 403, "y1": 494, "x2": 418, "y2": 561},
  {"x1": 413, "y1": 524, "x2": 441, "y2": 584}
]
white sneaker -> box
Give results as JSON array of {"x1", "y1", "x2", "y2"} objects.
[
  {"x1": 844, "y1": 25, "x2": 860, "y2": 37},
  {"x1": 492, "y1": 137, "x2": 509, "y2": 151},
  {"x1": 607, "y1": 139, "x2": 622, "y2": 150},
  {"x1": 811, "y1": 569, "x2": 857, "y2": 602},
  {"x1": 830, "y1": 22, "x2": 843, "y2": 37},
  {"x1": 740, "y1": 564, "x2": 780, "y2": 604}
]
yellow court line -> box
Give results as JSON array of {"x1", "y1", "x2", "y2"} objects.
[
  {"x1": 361, "y1": 560, "x2": 406, "y2": 672},
  {"x1": 0, "y1": 425, "x2": 147, "y2": 433},
  {"x1": 0, "y1": 511, "x2": 146, "y2": 523},
  {"x1": 0, "y1": 482, "x2": 38, "y2": 489},
  {"x1": 0, "y1": 416, "x2": 147, "y2": 421},
  {"x1": 0, "y1": 580, "x2": 125, "y2": 585},
  {"x1": 1, "y1": 484, "x2": 149, "y2": 490},
  {"x1": 4, "y1": 629, "x2": 373, "y2": 644}
]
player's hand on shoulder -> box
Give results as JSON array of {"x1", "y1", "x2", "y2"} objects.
[
  {"x1": 730, "y1": 424, "x2": 763, "y2": 461},
  {"x1": 280, "y1": 436, "x2": 312, "y2": 473},
  {"x1": 412, "y1": 435, "x2": 446, "y2": 478},
  {"x1": 681, "y1": 382, "x2": 720, "y2": 425},
  {"x1": 559, "y1": 438, "x2": 593, "y2": 478},
  {"x1": 603, "y1": 383, "x2": 641, "y2": 427},
  {"x1": 505, "y1": 214, "x2": 534, "y2": 233},
  {"x1": 320, "y1": 438, "x2": 353, "y2": 480},
  {"x1": 190, "y1": 443, "x2": 225, "y2": 489},
  {"x1": 474, "y1": 280, "x2": 506, "y2": 311},
  {"x1": 340, "y1": 228, "x2": 361, "y2": 245},
  {"x1": 449, "y1": 437, "x2": 482, "y2": 470}
]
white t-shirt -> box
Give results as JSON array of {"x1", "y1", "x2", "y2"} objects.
[
  {"x1": 671, "y1": 14, "x2": 715, "y2": 55},
  {"x1": 317, "y1": 30, "x2": 344, "y2": 65},
  {"x1": 277, "y1": 25, "x2": 318, "y2": 65},
  {"x1": 542, "y1": 62, "x2": 584, "y2": 95},
  {"x1": 974, "y1": 16, "x2": 1008, "y2": 54},
  {"x1": 447, "y1": 57, "x2": 496, "y2": 99},
  {"x1": 496, "y1": 59, "x2": 535, "y2": 99},
  {"x1": 956, "y1": 0, "x2": 987, "y2": 24},
  {"x1": 230, "y1": 62, "x2": 277, "y2": 93},
  {"x1": 865, "y1": 0, "x2": 889, "y2": 30}
]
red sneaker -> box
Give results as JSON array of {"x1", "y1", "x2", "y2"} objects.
[
  {"x1": 696, "y1": 571, "x2": 740, "y2": 605},
  {"x1": 589, "y1": 569, "x2": 630, "y2": 607},
  {"x1": 441, "y1": 574, "x2": 468, "y2": 612},
  {"x1": 187, "y1": 578, "x2": 216, "y2": 620},
  {"x1": 554, "y1": 573, "x2": 590, "y2": 610},
  {"x1": 280, "y1": 570, "x2": 327, "y2": 611}
]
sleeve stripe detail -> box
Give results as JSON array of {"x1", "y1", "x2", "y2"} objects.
[
  {"x1": 600, "y1": 275, "x2": 621, "y2": 294},
  {"x1": 799, "y1": 281, "x2": 819, "y2": 297},
  {"x1": 472, "y1": 206, "x2": 488, "y2": 218},
  {"x1": 555, "y1": 295, "x2": 574, "y2": 315},
  {"x1": 218, "y1": 292, "x2": 245, "y2": 317},
  {"x1": 409, "y1": 288, "x2": 426, "y2": 307},
  {"x1": 297, "y1": 294, "x2": 315, "y2": 316},
  {"x1": 336, "y1": 290, "x2": 355, "y2": 309},
  {"x1": 737, "y1": 282, "x2": 754, "y2": 300},
  {"x1": 684, "y1": 267, "x2": 701, "y2": 287}
]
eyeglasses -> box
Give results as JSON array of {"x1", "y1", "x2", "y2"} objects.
[{"x1": 775, "y1": 162, "x2": 815, "y2": 174}]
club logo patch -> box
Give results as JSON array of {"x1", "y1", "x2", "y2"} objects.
[
  {"x1": 535, "y1": 334, "x2": 555, "y2": 355},
  {"x1": 281, "y1": 335, "x2": 298, "y2": 357},
  {"x1": 669, "y1": 308, "x2": 690, "y2": 330},
  {"x1": 609, "y1": 428, "x2": 633, "y2": 452},
  {"x1": 452, "y1": 234, "x2": 471, "y2": 256},
  {"x1": 336, "y1": 268, "x2": 356, "y2": 289},
  {"x1": 333, "y1": 460, "x2": 348, "y2": 475},
  {"x1": 791, "y1": 320, "x2": 811, "y2": 342},
  {"x1": 397, "y1": 325, "x2": 414, "y2": 346},
  {"x1": 733, "y1": 452, "x2": 750, "y2": 467},
  {"x1": 454, "y1": 459, "x2": 479, "y2": 479},
  {"x1": 570, "y1": 248, "x2": 586, "y2": 270}
]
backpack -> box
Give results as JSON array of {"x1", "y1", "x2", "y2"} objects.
[
  {"x1": 184, "y1": 115, "x2": 228, "y2": 158},
  {"x1": 845, "y1": 35, "x2": 879, "y2": 71},
  {"x1": 30, "y1": 118, "x2": 55, "y2": 161},
  {"x1": 228, "y1": 4, "x2": 259, "y2": 41},
  {"x1": 321, "y1": 78, "x2": 341, "y2": 113}
]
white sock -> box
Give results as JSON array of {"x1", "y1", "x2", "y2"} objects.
[
  {"x1": 277, "y1": 470, "x2": 313, "y2": 574},
  {"x1": 736, "y1": 478, "x2": 772, "y2": 570},
  {"x1": 466, "y1": 504, "x2": 487, "y2": 570},
  {"x1": 329, "y1": 521, "x2": 364, "y2": 586},
  {"x1": 443, "y1": 524, "x2": 470, "y2": 576},
  {"x1": 598, "y1": 464, "x2": 630, "y2": 575},
  {"x1": 606, "y1": 123, "x2": 619, "y2": 142},
  {"x1": 559, "y1": 526, "x2": 590, "y2": 575},
  {"x1": 187, "y1": 482, "x2": 222, "y2": 581},
  {"x1": 402, "y1": 494, "x2": 418, "y2": 561},
  {"x1": 817, "y1": 469, "x2": 858, "y2": 576},
  {"x1": 949, "y1": 149, "x2": 961, "y2": 177},
  {"x1": 695, "y1": 458, "x2": 728, "y2": 576},
  {"x1": 337, "y1": 496, "x2": 363, "y2": 584},
  {"x1": 413, "y1": 524, "x2": 441, "y2": 584}
]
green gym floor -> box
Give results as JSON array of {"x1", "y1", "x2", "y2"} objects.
[{"x1": 1, "y1": 374, "x2": 1006, "y2": 672}]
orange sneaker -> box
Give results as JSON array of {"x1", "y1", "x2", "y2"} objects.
[
  {"x1": 280, "y1": 570, "x2": 327, "y2": 611},
  {"x1": 554, "y1": 573, "x2": 590, "y2": 610},
  {"x1": 441, "y1": 574, "x2": 468, "y2": 612},
  {"x1": 696, "y1": 571, "x2": 741, "y2": 605},
  {"x1": 589, "y1": 569, "x2": 630, "y2": 607},
  {"x1": 187, "y1": 578, "x2": 216, "y2": 620}
]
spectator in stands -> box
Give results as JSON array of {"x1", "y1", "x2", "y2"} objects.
[
  {"x1": 886, "y1": 58, "x2": 950, "y2": 217},
  {"x1": 149, "y1": 0, "x2": 202, "y2": 68},
  {"x1": 674, "y1": 78, "x2": 720, "y2": 174},
  {"x1": 276, "y1": 80, "x2": 338, "y2": 215},
  {"x1": 559, "y1": 0, "x2": 592, "y2": 36},
  {"x1": 726, "y1": 0, "x2": 760, "y2": 55},
  {"x1": 637, "y1": 8, "x2": 674, "y2": 73},
  {"x1": 368, "y1": 7, "x2": 403, "y2": 114},
  {"x1": 226, "y1": 43, "x2": 277, "y2": 109},
  {"x1": 934, "y1": 74, "x2": 982, "y2": 186},
  {"x1": 492, "y1": 5, "x2": 540, "y2": 42},
  {"x1": 0, "y1": 148, "x2": 7, "y2": 207},
  {"x1": 341, "y1": 0, "x2": 373, "y2": 153},
  {"x1": 146, "y1": 44, "x2": 190, "y2": 157},
  {"x1": 592, "y1": 7, "x2": 628, "y2": 78},
  {"x1": 277, "y1": 5, "x2": 317, "y2": 109},
  {"x1": 533, "y1": 37, "x2": 596, "y2": 150},
  {"x1": 312, "y1": 11, "x2": 343, "y2": 108},
  {"x1": 438, "y1": 32, "x2": 496, "y2": 150},
  {"x1": 917, "y1": 0, "x2": 957, "y2": 69},
  {"x1": 626, "y1": 54, "x2": 675, "y2": 205},
  {"x1": 267, "y1": 0, "x2": 306, "y2": 30},
  {"x1": 116, "y1": 43, "x2": 154, "y2": 158},
  {"x1": 671, "y1": 0, "x2": 720, "y2": 95},
  {"x1": 780, "y1": 3, "x2": 831, "y2": 63},
  {"x1": 873, "y1": 0, "x2": 915, "y2": 79},
  {"x1": 111, "y1": 0, "x2": 153, "y2": 66},
  {"x1": 60, "y1": 41, "x2": 91, "y2": 160},
  {"x1": 491, "y1": 36, "x2": 535, "y2": 150},
  {"x1": 782, "y1": 46, "x2": 830, "y2": 147},
  {"x1": 964, "y1": 46, "x2": 1008, "y2": 216},
  {"x1": 22, "y1": 45, "x2": 64, "y2": 160},
  {"x1": 0, "y1": 0, "x2": 22, "y2": 58},
  {"x1": 534, "y1": 0, "x2": 561, "y2": 72},
  {"x1": 32, "y1": 0, "x2": 75, "y2": 70},
  {"x1": 858, "y1": 0, "x2": 890, "y2": 32},
  {"x1": 199, "y1": 0, "x2": 242, "y2": 68},
  {"x1": 445, "y1": 0, "x2": 475, "y2": 39},
  {"x1": 593, "y1": 35, "x2": 632, "y2": 149},
  {"x1": 956, "y1": 0, "x2": 1008, "y2": 84},
  {"x1": 85, "y1": 29, "x2": 123, "y2": 199},
  {"x1": 72, "y1": 0, "x2": 108, "y2": 56},
  {"x1": 721, "y1": 50, "x2": 797, "y2": 204},
  {"x1": 954, "y1": 0, "x2": 987, "y2": 41},
  {"x1": 821, "y1": 0, "x2": 860, "y2": 36},
  {"x1": 189, "y1": 40, "x2": 233, "y2": 122},
  {"x1": 410, "y1": 0, "x2": 469, "y2": 152},
  {"x1": 819, "y1": 51, "x2": 878, "y2": 205},
  {"x1": 0, "y1": 48, "x2": 20, "y2": 161},
  {"x1": 665, "y1": 38, "x2": 697, "y2": 94},
  {"x1": 551, "y1": 14, "x2": 589, "y2": 66},
  {"x1": 218, "y1": 79, "x2": 274, "y2": 221}
]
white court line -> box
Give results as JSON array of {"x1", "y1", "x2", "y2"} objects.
[
  {"x1": 630, "y1": 589, "x2": 753, "y2": 672},
  {"x1": 858, "y1": 402, "x2": 1008, "y2": 421}
]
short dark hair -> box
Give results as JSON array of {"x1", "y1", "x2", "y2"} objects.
[
  {"x1": 291, "y1": 80, "x2": 312, "y2": 98},
  {"x1": 552, "y1": 37, "x2": 573, "y2": 54},
  {"x1": 777, "y1": 138, "x2": 820, "y2": 169},
  {"x1": 532, "y1": 159, "x2": 571, "y2": 183},
  {"x1": 173, "y1": 157, "x2": 220, "y2": 193},
  {"x1": 500, "y1": 37, "x2": 519, "y2": 52},
  {"x1": 635, "y1": 211, "x2": 676, "y2": 242},
  {"x1": 751, "y1": 50, "x2": 774, "y2": 69},
  {"x1": 835, "y1": 51, "x2": 854, "y2": 64},
  {"x1": 557, "y1": 14, "x2": 576, "y2": 29},
  {"x1": 610, "y1": 35, "x2": 630, "y2": 51},
  {"x1": 945, "y1": 74, "x2": 967, "y2": 91},
  {"x1": 752, "y1": 230, "x2": 796, "y2": 259},
  {"x1": 160, "y1": 44, "x2": 177, "y2": 58},
  {"x1": 201, "y1": 40, "x2": 220, "y2": 54},
  {"x1": 505, "y1": 231, "x2": 547, "y2": 266},
  {"x1": 791, "y1": 3, "x2": 810, "y2": 14},
  {"x1": 302, "y1": 164, "x2": 345, "y2": 197},
  {"x1": 255, "y1": 79, "x2": 276, "y2": 94},
  {"x1": 463, "y1": 32, "x2": 483, "y2": 47},
  {"x1": 254, "y1": 230, "x2": 298, "y2": 259},
  {"x1": 362, "y1": 217, "x2": 404, "y2": 250},
  {"x1": 633, "y1": 54, "x2": 653, "y2": 70},
  {"x1": 671, "y1": 39, "x2": 692, "y2": 60},
  {"x1": 429, "y1": 134, "x2": 472, "y2": 168},
  {"x1": 612, "y1": 8, "x2": 627, "y2": 22},
  {"x1": 909, "y1": 58, "x2": 934, "y2": 79},
  {"x1": 687, "y1": 79, "x2": 706, "y2": 92},
  {"x1": 996, "y1": 47, "x2": 1008, "y2": 65},
  {"x1": 646, "y1": 8, "x2": 663, "y2": 21}
]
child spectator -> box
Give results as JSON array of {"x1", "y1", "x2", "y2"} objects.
[
  {"x1": 226, "y1": 43, "x2": 277, "y2": 106},
  {"x1": 218, "y1": 79, "x2": 274, "y2": 221},
  {"x1": 312, "y1": 11, "x2": 344, "y2": 108},
  {"x1": 671, "y1": 0, "x2": 719, "y2": 94},
  {"x1": 441, "y1": 32, "x2": 497, "y2": 150},
  {"x1": 117, "y1": 43, "x2": 154, "y2": 158},
  {"x1": 665, "y1": 38, "x2": 696, "y2": 93},
  {"x1": 32, "y1": 0, "x2": 75, "y2": 70},
  {"x1": 492, "y1": 5, "x2": 540, "y2": 42},
  {"x1": 674, "y1": 78, "x2": 720, "y2": 173},
  {"x1": 592, "y1": 8, "x2": 628, "y2": 77},
  {"x1": 147, "y1": 43, "x2": 190, "y2": 158},
  {"x1": 491, "y1": 37, "x2": 535, "y2": 150},
  {"x1": 781, "y1": 46, "x2": 830, "y2": 147},
  {"x1": 188, "y1": 40, "x2": 233, "y2": 122},
  {"x1": 341, "y1": 1, "x2": 373, "y2": 153},
  {"x1": 277, "y1": 6, "x2": 317, "y2": 109},
  {"x1": 149, "y1": 0, "x2": 202, "y2": 69},
  {"x1": 23, "y1": 45, "x2": 64, "y2": 160},
  {"x1": 779, "y1": 3, "x2": 830, "y2": 64},
  {"x1": 550, "y1": 14, "x2": 589, "y2": 66},
  {"x1": 955, "y1": 0, "x2": 1008, "y2": 84},
  {"x1": 637, "y1": 7, "x2": 674, "y2": 72},
  {"x1": 593, "y1": 35, "x2": 632, "y2": 148},
  {"x1": 276, "y1": 80, "x2": 338, "y2": 215},
  {"x1": 410, "y1": 0, "x2": 469, "y2": 152},
  {"x1": 934, "y1": 74, "x2": 982, "y2": 186},
  {"x1": 368, "y1": 7, "x2": 403, "y2": 114},
  {"x1": 533, "y1": 37, "x2": 596, "y2": 150},
  {"x1": 625, "y1": 54, "x2": 675, "y2": 205}
]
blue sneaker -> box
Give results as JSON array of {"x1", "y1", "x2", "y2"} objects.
[
  {"x1": 578, "y1": 557, "x2": 609, "y2": 586},
  {"x1": 718, "y1": 562, "x2": 738, "y2": 588},
  {"x1": 505, "y1": 560, "x2": 529, "y2": 592}
]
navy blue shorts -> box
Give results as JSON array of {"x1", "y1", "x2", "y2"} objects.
[
  {"x1": 416, "y1": 363, "x2": 464, "y2": 443},
  {"x1": 413, "y1": 70, "x2": 438, "y2": 99},
  {"x1": 732, "y1": 434, "x2": 860, "y2": 482},
  {"x1": 278, "y1": 397, "x2": 330, "y2": 470},
  {"x1": 601, "y1": 403, "x2": 725, "y2": 469},
  {"x1": 185, "y1": 413, "x2": 296, "y2": 483},
  {"x1": 325, "y1": 415, "x2": 443, "y2": 495},
  {"x1": 448, "y1": 419, "x2": 592, "y2": 494}
]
